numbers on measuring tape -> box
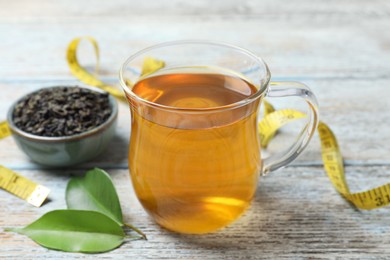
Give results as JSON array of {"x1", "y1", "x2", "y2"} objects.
[
  {"x1": 64, "y1": 36, "x2": 390, "y2": 211},
  {"x1": 258, "y1": 109, "x2": 306, "y2": 148},
  {"x1": 259, "y1": 109, "x2": 390, "y2": 210},
  {"x1": 0, "y1": 165, "x2": 50, "y2": 207}
]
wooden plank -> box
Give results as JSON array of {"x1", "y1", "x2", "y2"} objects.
[
  {"x1": 1, "y1": 1, "x2": 390, "y2": 258},
  {"x1": 0, "y1": 2, "x2": 389, "y2": 79},
  {"x1": 1, "y1": 0, "x2": 389, "y2": 18},
  {"x1": 1, "y1": 166, "x2": 390, "y2": 258},
  {"x1": 1, "y1": 78, "x2": 390, "y2": 167}
]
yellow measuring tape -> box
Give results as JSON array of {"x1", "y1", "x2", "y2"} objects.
[
  {"x1": 0, "y1": 38, "x2": 165, "y2": 206},
  {"x1": 2, "y1": 117, "x2": 50, "y2": 207},
  {"x1": 259, "y1": 107, "x2": 306, "y2": 148},
  {"x1": 2, "y1": 36, "x2": 390, "y2": 210},
  {"x1": 261, "y1": 100, "x2": 276, "y2": 148},
  {"x1": 67, "y1": 37, "x2": 127, "y2": 102},
  {"x1": 259, "y1": 107, "x2": 390, "y2": 210},
  {"x1": 141, "y1": 56, "x2": 165, "y2": 77},
  {"x1": 318, "y1": 122, "x2": 390, "y2": 209},
  {"x1": 67, "y1": 37, "x2": 165, "y2": 100},
  {"x1": 67, "y1": 37, "x2": 390, "y2": 210},
  {"x1": 0, "y1": 166, "x2": 50, "y2": 207},
  {"x1": 0, "y1": 121, "x2": 11, "y2": 139}
]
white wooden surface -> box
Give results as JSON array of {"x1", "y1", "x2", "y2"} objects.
[{"x1": 1, "y1": 0, "x2": 390, "y2": 259}]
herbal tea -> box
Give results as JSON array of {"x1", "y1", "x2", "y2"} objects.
[
  {"x1": 128, "y1": 69, "x2": 262, "y2": 233},
  {"x1": 121, "y1": 42, "x2": 319, "y2": 234}
]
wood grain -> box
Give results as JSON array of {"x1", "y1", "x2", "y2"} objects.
[
  {"x1": 1, "y1": 0, "x2": 389, "y2": 18},
  {"x1": 0, "y1": 1, "x2": 389, "y2": 80},
  {"x1": 1, "y1": 0, "x2": 390, "y2": 259},
  {"x1": 1, "y1": 167, "x2": 390, "y2": 259},
  {"x1": 1, "y1": 78, "x2": 390, "y2": 167}
]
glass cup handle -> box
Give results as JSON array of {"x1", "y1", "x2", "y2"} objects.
[{"x1": 261, "y1": 81, "x2": 319, "y2": 175}]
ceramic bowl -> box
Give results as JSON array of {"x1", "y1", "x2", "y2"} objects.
[{"x1": 7, "y1": 86, "x2": 118, "y2": 167}]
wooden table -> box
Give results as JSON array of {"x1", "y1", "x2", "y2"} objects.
[{"x1": 1, "y1": 0, "x2": 390, "y2": 258}]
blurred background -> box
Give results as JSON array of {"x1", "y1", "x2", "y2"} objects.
[
  {"x1": 2, "y1": 1, "x2": 390, "y2": 258},
  {"x1": 1, "y1": 0, "x2": 390, "y2": 166},
  {"x1": 0, "y1": 0, "x2": 390, "y2": 173},
  {"x1": 1, "y1": 0, "x2": 389, "y2": 80}
]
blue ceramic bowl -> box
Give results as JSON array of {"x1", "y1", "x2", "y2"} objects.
[{"x1": 7, "y1": 86, "x2": 118, "y2": 167}]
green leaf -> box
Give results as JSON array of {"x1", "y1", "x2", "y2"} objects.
[
  {"x1": 10, "y1": 210, "x2": 125, "y2": 253},
  {"x1": 66, "y1": 168, "x2": 123, "y2": 225}
]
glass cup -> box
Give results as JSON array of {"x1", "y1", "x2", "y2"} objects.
[{"x1": 119, "y1": 41, "x2": 319, "y2": 234}]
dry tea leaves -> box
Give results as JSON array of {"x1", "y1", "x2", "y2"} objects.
[{"x1": 12, "y1": 86, "x2": 112, "y2": 137}]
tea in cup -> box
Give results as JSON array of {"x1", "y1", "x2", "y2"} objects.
[{"x1": 120, "y1": 41, "x2": 318, "y2": 234}]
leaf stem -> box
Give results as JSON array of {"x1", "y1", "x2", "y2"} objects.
[
  {"x1": 125, "y1": 235, "x2": 144, "y2": 241},
  {"x1": 124, "y1": 223, "x2": 147, "y2": 240}
]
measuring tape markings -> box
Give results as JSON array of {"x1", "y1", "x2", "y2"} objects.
[
  {"x1": 0, "y1": 41, "x2": 167, "y2": 206},
  {"x1": 317, "y1": 122, "x2": 390, "y2": 210},
  {"x1": 67, "y1": 37, "x2": 127, "y2": 102},
  {"x1": 0, "y1": 166, "x2": 50, "y2": 207},
  {"x1": 1, "y1": 122, "x2": 50, "y2": 207},
  {"x1": 68, "y1": 37, "x2": 390, "y2": 210},
  {"x1": 258, "y1": 108, "x2": 307, "y2": 148},
  {"x1": 317, "y1": 122, "x2": 350, "y2": 195},
  {"x1": 67, "y1": 37, "x2": 166, "y2": 103},
  {"x1": 259, "y1": 109, "x2": 390, "y2": 210},
  {"x1": 2, "y1": 36, "x2": 390, "y2": 210}
]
